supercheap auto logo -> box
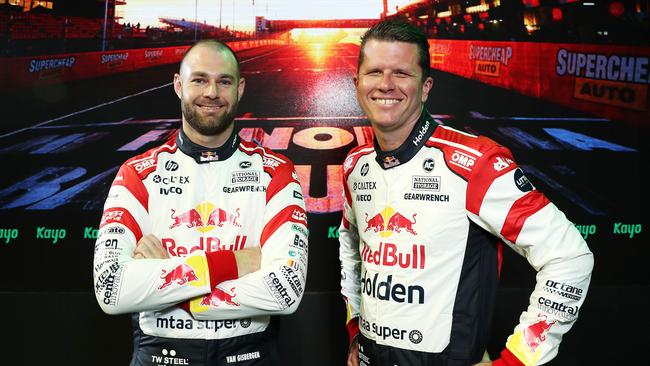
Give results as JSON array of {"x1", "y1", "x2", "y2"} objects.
[{"x1": 556, "y1": 49, "x2": 649, "y2": 111}]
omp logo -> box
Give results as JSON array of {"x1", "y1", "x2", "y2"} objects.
[
  {"x1": 364, "y1": 206, "x2": 416, "y2": 238},
  {"x1": 131, "y1": 158, "x2": 156, "y2": 172},
  {"x1": 263, "y1": 156, "x2": 281, "y2": 169},
  {"x1": 449, "y1": 150, "x2": 476, "y2": 170}
]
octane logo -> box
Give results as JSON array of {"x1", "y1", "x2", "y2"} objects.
[
  {"x1": 169, "y1": 202, "x2": 241, "y2": 233},
  {"x1": 364, "y1": 206, "x2": 417, "y2": 237}
]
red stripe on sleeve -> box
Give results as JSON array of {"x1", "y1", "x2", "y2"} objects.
[
  {"x1": 266, "y1": 163, "x2": 297, "y2": 203},
  {"x1": 347, "y1": 317, "x2": 360, "y2": 345},
  {"x1": 99, "y1": 207, "x2": 143, "y2": 241},
  {"x1": 492, "y1": 347, "x2": 525, "y2": 366},
  {"x1": 113, "y1": 164, "x2": 149, "y2": 212},
  {"x1": 205, "y1": 250, "x2": 238, "y2": 288},
  {"x1": 500, "y1": 191, "x2": 551, "y2": 244},
  {"x1": 260, "y1": 205, "x2": 307, "y2": 247},
  {"x1": 342, "y1": 216, "x2": 350, "y2": 230}
]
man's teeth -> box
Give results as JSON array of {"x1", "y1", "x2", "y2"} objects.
[{"x1": 375, "y1": 99, "x2": 400, "y2": 105}]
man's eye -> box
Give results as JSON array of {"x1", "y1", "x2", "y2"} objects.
[
  {"x1": 367, "y1": 71, "x2": 381, "y2": 76},
  {"x1": 192, "y1": 79, "x2": 206, "y2": 84},
  {"x1": 219, "y1": 79, "x2": 233, "y2": 86}
]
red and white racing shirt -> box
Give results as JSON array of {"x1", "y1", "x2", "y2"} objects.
[
  {"x1": 93, "y1": 128, "x2": 308, "y2": 341},
  {"x1": 339, "y1": 111, "x2": 593, "y2": 365}
]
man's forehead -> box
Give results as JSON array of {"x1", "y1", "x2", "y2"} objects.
[
  {"x1": 360, "y1": 40, "x2": 420, "y2": 67},
  {"x1": 181, "y1": 45, "x2": 238, "y2": 75}
]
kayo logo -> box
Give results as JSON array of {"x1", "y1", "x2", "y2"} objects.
[{"x1": 364, "y1": 206, "x2": 417, "y2": 237}]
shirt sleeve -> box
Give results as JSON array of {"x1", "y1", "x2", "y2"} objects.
[
  {"x1": 188, "y1": 161, "x2": 308, "y2": 320},
  {"x1": 339, "y1": 156, "x2": 362, "y2": 344},
  {"x1": 93, "y1": 163, "x2": 238, "y2": 315},
  {"x1": 466, "y1": 145, "x2": 594, "y2": 366}
]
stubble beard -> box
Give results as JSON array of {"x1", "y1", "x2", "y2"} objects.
[{"x1": 181, "y1": 98, "x2": 238, "y2": 136}]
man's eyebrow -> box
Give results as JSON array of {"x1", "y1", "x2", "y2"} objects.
[{"x1": 189, "y1": 71, "x2": 236, "y2": 79}]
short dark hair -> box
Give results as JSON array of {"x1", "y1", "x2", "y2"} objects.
[
  {"x1": 181, "y1": 39, "x2": 240, "y2": 77},
  {"x1": 358, "y1": 18, "x2": 430, "y2": 80}
]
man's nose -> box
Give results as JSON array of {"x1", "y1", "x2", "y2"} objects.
[
  {"x1": 203, "y1": 81, "x2": 218, "y2": 98},
  {"x1": 378, "y1": 73, "x2": 395, "y2": 91}
]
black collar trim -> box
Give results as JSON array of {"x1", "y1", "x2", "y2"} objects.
[
  {"x1": 374, "y1": 109, "x2": 436, "y2": 170},
  {"x1": 176, "y1": 127, "x2": 240, "y2": 164}
]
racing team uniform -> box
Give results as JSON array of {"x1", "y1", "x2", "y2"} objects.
[
  {"x1": 93, "y1": 128, "x2": 308, "y2": 366},
  {"x1": 339, "y1": 110, "x2": 593, "y2": 366}
]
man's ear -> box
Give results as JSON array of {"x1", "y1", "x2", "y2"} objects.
[
  {"x1": 238, "y1": 77, "x2": 246, "y2": 100},
  {"x1": 421, "y1": 76, "x2": 433, "y2": 102},
  {"x1": 173, "y1": 73, "x2": 182, "y2": 99}
]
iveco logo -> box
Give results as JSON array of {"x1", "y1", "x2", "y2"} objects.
[
  {"x1": 239, "y1": 161, "x2": 252, "y2": 169},
  {"x1": 423, "y1": 159, "x2": 435, "y2": 172},
  {"x1": 165, "y1": 161, "x2": 179, "y2": 171}
]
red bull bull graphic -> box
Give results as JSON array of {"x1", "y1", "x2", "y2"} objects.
[
  {"x1": 387, "y1": 212, "x2": 417, "y2": 235},
  {"x1": 364, "y1": 212, "x2": 384, "y2": 233},
  {"x1": 200, "y1": 286, "x2": 239, "y2": 307},
  {"x1": 523, "y1": 314, "x2": 556, "y2": 352},
  {"x1": 206, "y1": 207, "x2": 241, "y2": 227},
  {"x1": 169, "y1": 208, "x2": 203, "y2": 229},
  {"x1": 169, "y1": 202, "x2": 241, "y2": 233},
  {"x1": 364, "y1": 207, "x2": 417, "y2": 237},
  {"x1": 158, "y1": 263, "x2": 199, "y2": 290}
]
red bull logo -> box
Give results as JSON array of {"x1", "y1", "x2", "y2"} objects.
[
  {"x1": 200, "y1": 286, "x2": 239, "y2": 307},
  {"x1": 523, "y1": 314, "x2": 556, "y2": 352},
  {"x1": 169, "y1": 202, "x2": 241, "y2": 233},
  {"x1": 158, "y1": 263, "x2": 199, "y2": 290},
  {"x1": 364, "y1": 207, "x2": 417, "y2": 237}
]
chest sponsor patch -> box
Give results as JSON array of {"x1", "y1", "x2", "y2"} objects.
[
  {"x1": 412, "y1": 176, "x2": 440, "y2": 191},
  {"x1": 231, "y1": 171, "x2": 260, "y2": 184}
]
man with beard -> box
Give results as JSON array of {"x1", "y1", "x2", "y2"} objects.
[{"x1": 93, "y1": 40, "x2": 308, "y2": 366}]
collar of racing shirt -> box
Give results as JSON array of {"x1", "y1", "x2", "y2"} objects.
[
  {"x1": 373, "y1": 107, "x2": 437, "y2": 170},
  {"x1": 176, "y1": 127, "x2": 240, "y2": 164}
]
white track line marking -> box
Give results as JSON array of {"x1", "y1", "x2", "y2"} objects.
[{"x1": 0, "y1": 47, "x2": 288, "y2": 139}]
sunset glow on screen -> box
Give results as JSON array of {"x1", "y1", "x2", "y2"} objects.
[{"x1": 119, "y1": 0, "x2": 416, "y2": 30}]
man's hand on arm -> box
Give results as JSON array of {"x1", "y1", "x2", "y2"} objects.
[
  {"x1": 233, "y1": 246, "x2": 261, "y2": 277},
  {"x1": 134, "y1": 234, "x2": 261, "y2": 279},
  {"x1": 134, "y1": 234, "x2": 169, "y2": 259}
]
